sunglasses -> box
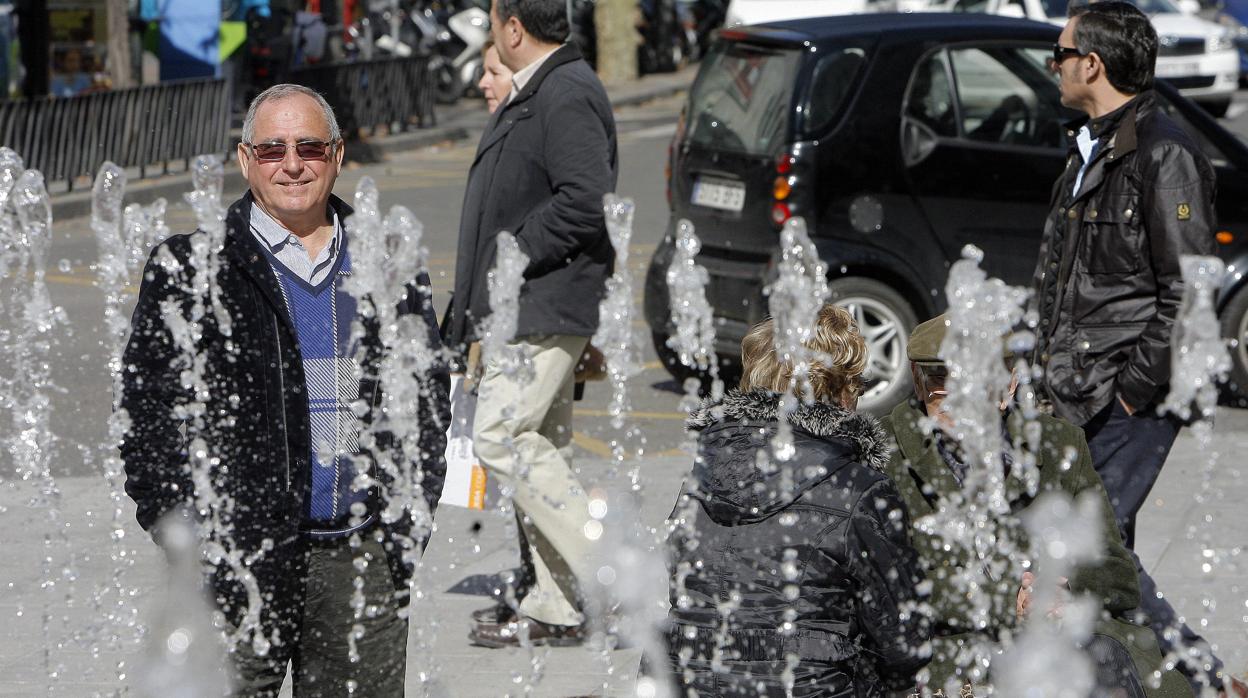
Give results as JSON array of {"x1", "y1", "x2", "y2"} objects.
[
  {"x1": 918, "y1": 366, "x2": 948, "y2": 401},
  {"x1": 245, "y1": 139, "x2": 337, "y2": 163},
  {"x1": 1051, "y1": 43, "x2": 1085, "y2": 66}
]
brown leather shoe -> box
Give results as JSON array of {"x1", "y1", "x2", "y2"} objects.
[{"x1": 468, "y1": 616, "x2": 585, "y2": 648}]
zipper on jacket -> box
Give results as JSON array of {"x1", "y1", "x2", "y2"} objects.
[{"x1": 274, "y1": 314, "x2": 292, "y2": 491}]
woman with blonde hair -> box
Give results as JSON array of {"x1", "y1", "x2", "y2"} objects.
[{"x1": 665, "y1": 304, "x2": 930, "y2": 696}]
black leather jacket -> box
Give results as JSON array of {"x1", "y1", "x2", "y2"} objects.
[
  {"x1": 665, "y1": 390, "x2": 930, "y2": 697},
  {"x1": 1032, "y1": 91, "x2": 1217, "y2": 426}
]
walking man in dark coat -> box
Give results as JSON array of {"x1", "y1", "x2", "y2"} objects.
[
  {"x1": 442, "y1": 0, "x2": 618, "y2": 648},
  {"x1": 1033, "y1": 4, "x2": 1235, "y2": 693},
  {"x1": 121, "y1": 84, "x2": 449, "y2": 696}
]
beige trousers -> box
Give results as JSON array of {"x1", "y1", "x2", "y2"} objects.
[{"x1": 472, "y1": 334, "x2": 593, "y2": 627}]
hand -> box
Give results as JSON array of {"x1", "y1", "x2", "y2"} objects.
[
  {"x1": 1117, "y1": 394, "x2": 1136, "y2": 416},
  {"x1": 463, "y1": 342, "x2": 483, "y2": 392},
  {"x1": 1016, "y1": 571, "x2": 1033, "y2": 619}
]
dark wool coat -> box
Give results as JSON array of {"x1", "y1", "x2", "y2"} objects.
[
  {"x1": 882, "y1": 401, "x2": 1191, "y2": 697},
  {"x1": 665, "y1": 390, "x2": 931, "y2": 697},
  {"x1": 120, "y1": 192, "x2": 450, "y2": 656},
  {"x1": 1032, "y1": 91, "x2": 1217, "y2": 426},
  {"x1": 443, "y1": 42, "x2": 618, "y2": 349}
]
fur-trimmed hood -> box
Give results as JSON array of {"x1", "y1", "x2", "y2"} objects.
[
  {"x1": 684, "y1": 389, "x2": 892, "y2": 524},
  {"x1": 687, "y1": 389, "x2": 891, "y2": 471}
]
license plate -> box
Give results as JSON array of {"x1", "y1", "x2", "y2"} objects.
[
  {"x1": 692, "y1": 177, "x2": 746, "y2": 212},
  {"x1": 1155, "y1": 62, "x2": 1200, "y2": 78}
]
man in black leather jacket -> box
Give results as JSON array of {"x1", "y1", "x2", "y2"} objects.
[{"x1": 1032, "y1": 3, "x2": 1225, "y2": 692}]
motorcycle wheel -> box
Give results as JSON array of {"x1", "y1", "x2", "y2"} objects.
[{"x1": 434, "y1": 61, "x2": 462, "y2": 105}]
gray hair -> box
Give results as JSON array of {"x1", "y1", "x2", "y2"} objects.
[{"x1": 241, "y1": 84, "x2": 341, "y2": 144}]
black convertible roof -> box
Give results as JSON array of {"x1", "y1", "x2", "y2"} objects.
[{"x1": 721, "y1": 12, "x2": 1061, "y2": 46}]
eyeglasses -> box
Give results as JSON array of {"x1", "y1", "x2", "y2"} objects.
[
  {"x1": 918, "y1": 366, "x2": 948, "y2": 401},
  {"x1": 244, "y1": 139, "x2": 336, "y2": 163},
  {"x1": 1050, "y1": 43, "x2": 1085, "y2": 67}
]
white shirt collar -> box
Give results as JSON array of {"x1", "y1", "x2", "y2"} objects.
[
  {"x1": 507, "y1": 44, "x2": 563, "y2": 104},
  {"x1": 250, "y1": 201, "x2": 342, "y2": 254}
]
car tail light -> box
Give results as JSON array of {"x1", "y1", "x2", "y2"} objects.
[
  {"x1": 775, "y1": 154, "x2": 795, "y2": 175},
  {"x1": 771, "y1": 202, "x2": 791, "y2": 226},
  {"x1": 1217, "y1": 230, "x2": 1234, "y2": 244},
  {"x1": 773, "y1": 176, "x2": 792, "y2": 201}
]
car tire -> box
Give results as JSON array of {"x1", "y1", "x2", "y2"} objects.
[
  {"x1": 1219, "y1": 282, "x2": 1248, "y2": 403},
  {"x1": 826, "y1": 277, "x2": 919, "y2": 417},
  {"x1": 1200, "y1": 97, "x2": 1232, "y2": 118}
]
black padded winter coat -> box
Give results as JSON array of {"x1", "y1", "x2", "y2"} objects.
[{"x1": 665, "y1": 389, "x2": 930, "y2": 697}]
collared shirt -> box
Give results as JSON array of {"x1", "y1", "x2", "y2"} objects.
[
  {"x1": 507, "y1": 44, "x2": 563, "y2": 104},
  {"x1": 1071, "y1": 124, "x2": 1100, "y2": 198},
  {"x1": 249, "y1": 203, "x2": 343, "y2": 286}
]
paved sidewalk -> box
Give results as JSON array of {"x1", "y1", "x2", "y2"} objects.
[{"x1": 0, "y1": 406, "x2": 1244, "y2": 695}]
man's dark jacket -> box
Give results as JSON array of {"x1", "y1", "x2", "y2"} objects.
[
  {"x1": 444, "y1": 42, "x2": 618, "y2": 349},
  {"x1": 120, "y1": 192, "x2": 450, "y2": 653},
  {"x1": 1032, "y1": 91, "x2": 1217, "y2": 425},
  {"x1": 665, "y1": 390, "x2": 930, "y2": 697}
]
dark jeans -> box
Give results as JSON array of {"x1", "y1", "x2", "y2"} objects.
[
  {"x1": 227, "y1": 533, "x2": 408, "y2": 697},
  {"x1": 1082, "y1": 399, "x2": 1223, "y2": 692}
]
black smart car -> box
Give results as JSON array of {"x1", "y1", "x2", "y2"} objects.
[{"x1": 643, "y1": 12, "x2": 1248, "y2": 413}]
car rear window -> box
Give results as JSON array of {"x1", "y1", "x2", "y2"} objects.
[
  {"x1": 686, "y1": 41, "x2": 802, "y2": 156},
  {"x1": 801, "y1": 45, "x2": 869, "y2": 136}
]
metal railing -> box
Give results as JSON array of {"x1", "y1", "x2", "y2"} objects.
[
  {"x1": 0, "y1": 78, "x2": 232, "y2": 191},
  {"x1": 289, "y1": 54, "x2": 437, "y2": 136}
]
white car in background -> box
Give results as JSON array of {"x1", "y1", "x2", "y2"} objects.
[{"x1": 944, "y1": 0, "x2": 1239, "y2": 115}]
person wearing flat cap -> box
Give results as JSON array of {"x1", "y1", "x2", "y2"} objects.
[{"x1": 880, "y1": 315, "x2": 1192, "y2": 697}]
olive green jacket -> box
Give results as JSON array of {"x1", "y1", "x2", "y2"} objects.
[{"x1": 883, "y1": 401, "x2": 1191, "y2": 697}]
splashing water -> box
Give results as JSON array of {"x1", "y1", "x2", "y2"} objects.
[
  {"x1": 592, "y1": 194, "x2": 642, "y2": 431},
  {"x1": 340, "y1": 177, "x2": 442, "y2": 679},
  {"x1": 134, "y1": 515, "x2": 230, "y2": 698},
  {"x1": 1160, "y1": 256, "x2": 1230, "y2": 429},
  {"x1": 480, "y1": 232, "x2": 531, "y2": 383},
  {"x1": 6, "y1": 159, "x2": 71, "y2": 688},
  {"x1": 1157, "y1": 255, "x2": 1233, "y2": 692},
  {"x1": 995, "y1": 492, "x2": 1105, "y2": 698},
  {"x1": 664, "y1": 219, "x2": 721, "y2": 413},
  {"x1": 915, "y1": 244, "x2": 1032, "y2": 692},
  {"x1": 763, "y1": 217, "x2": 829, "y2": 461}
]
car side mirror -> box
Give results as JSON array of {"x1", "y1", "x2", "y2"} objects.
[
  {"x1": 1177, "y1": 0, "x2": 1201, "y2": 13},
  {"x1": 902, "y1": 116, "x2": 940, "y2": 166}
]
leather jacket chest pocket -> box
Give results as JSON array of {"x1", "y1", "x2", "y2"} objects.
[{"x1": 1081, "y1": 195, "x2": 1141, "y2": 273}]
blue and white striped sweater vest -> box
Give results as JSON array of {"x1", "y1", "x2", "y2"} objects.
[{"x1": 269, "y1": 250, "x2": 368, "y2": 533}]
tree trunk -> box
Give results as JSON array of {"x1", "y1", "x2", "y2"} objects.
[
  {"x1": 105, "y1": 0, "x2": 133, "y2": 88},
  {"x1": 594, "y1": 0, "x2": 637, "y2": 85}
]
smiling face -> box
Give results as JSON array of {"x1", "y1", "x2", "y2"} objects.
[
  {"x1": 479, "y1": 44, "x2": 513, "y2": 113},
  {"x1": 237, "y1": 93, "x2": 343, "y2": 229}
]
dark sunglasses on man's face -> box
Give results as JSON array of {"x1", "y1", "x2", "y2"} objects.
[
  {"x1": 1051, "y1": 43, "x2": 1085, "y2": 67},
  {"x1": 246, "y1": 139, "x2": 336, "y2": 163}
]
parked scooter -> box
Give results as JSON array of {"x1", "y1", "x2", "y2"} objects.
[{"x1": 410, "y1": 0, "x2": 489, "y2": 104}]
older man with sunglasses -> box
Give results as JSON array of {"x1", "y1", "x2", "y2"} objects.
[{"x1": 120, "y1": 83, "x2": 449, "y2": 696}]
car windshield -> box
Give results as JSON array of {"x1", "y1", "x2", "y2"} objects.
[
  {"x1": 686, "y1": 41, "x2": 801, "y2": 156},
  {"x1": 1042, "y1": 0, "x2": 1178, "y2": 17}
]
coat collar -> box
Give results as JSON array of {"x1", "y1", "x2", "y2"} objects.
[
  {"x1": 888, "y1": 400, "x2": 1033, "y2": 510},
  {"x1": 471, "y1": 43, "x2": 584, "y2": 166},
  {"x1": 1063, "y1": 90, "x2": 1151, "y2": 161},
  {"x1": 687, "y1": 388, "x2": 892, "y2": 472},
  {"x1": 501, "y1": 42, "x2": 583, "y2": 110},
  {"x1": 223, "y1": 191, "x2": 355, "y2": 329}
]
